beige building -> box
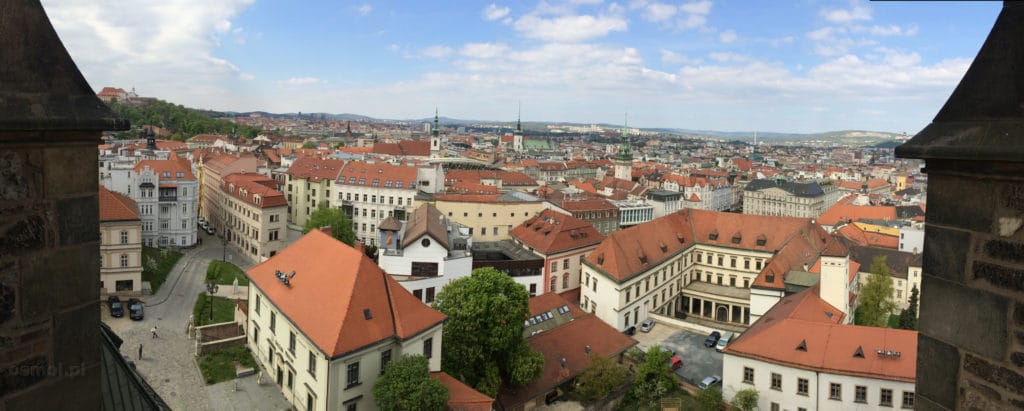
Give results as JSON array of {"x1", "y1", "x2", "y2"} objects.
[
  {"x1": 201, "y1": 153, "x2": 258, "y2": 233},
  {"x1": 330, "y1": 160, "x2": 422, "y2": 246},
  {"x1": 742, "y1": 179, "x2": 839, "y2": 218},
  {"x1": 284, "y1": 156, "x2": 344, "y2": 228},
  {"x1": 510, "y1": 209, "x2": 605, "y2": 295},
  {"x1": 247, "y1": 230, "x2": 447, "y2": 411},
  {"x1": 427, "y1": 192, "x2": 544, "y2": 241},
  {"x1": 221, "y1": 172, "x2": 289, "y2": 262},
  {"x1": 99, "y1": 186, "x2": 143, "y2": 296}
]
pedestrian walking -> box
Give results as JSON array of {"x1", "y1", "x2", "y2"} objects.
[
  {"x1": 138, "y1": 344, "x2": 143, "y2": 360},
  {"x1": 150, "y1": 325, "x2": 158, "y2": 338}
]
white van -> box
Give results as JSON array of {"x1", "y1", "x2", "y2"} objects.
[{"x1": 715, "y1": 332, "x2": 734, "y2": 352}]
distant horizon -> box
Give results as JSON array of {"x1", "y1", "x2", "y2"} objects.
[{"x1": 54, "y1": 1, "x2": 1001, "y2": 133}]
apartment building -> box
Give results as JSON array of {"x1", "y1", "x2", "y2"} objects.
[
  {"x1": 221, "y1": 172, "x2": 288, "y2": 263},
  {"x1": 510, "y1": 209, "x2": 604, "y2": 295},
  {"x1": 133, "y1": 157, "x2": 198, "y2": 247},
  {"x1": 427, "y1": 191, "x2": 544, "y2": 241},
  {"x1": 330, "y1": 160, "x2": 421, "y2": 245},
  {"x1": 200, "y1": 153, "x2": 258, "y2": 232},
  {"x1": 377, "y1": 204, "x2": 473, "y2": 304},
  {"x1": 848, "y1": 244, "x2": 922, "y2": 313},
  {"x1": 247, "y1": 229, "x2": 447, "y2": 411},
  {"x1": 284, "y1": 156, "x2": 345, "y2": 228},
  {"x1": 742, "y1": 179, "x2": 839, "y2": 218},
  {"x1": 662, "y1": 174, "x2": 732, "y2": 212},
  {"x1": 99, "y1": 186, "x2": 143, "y2": 296}
]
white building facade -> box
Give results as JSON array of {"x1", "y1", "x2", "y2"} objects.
[{"x1": 133, "y1": 159, "x2": 199, "y2": 247}]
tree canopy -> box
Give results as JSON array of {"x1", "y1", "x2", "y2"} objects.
[
  {"x1": 372, "y1": 355, "x2": 449, "y2": 411},
  {"x1": 107, "y1": 99, "x2": 262, "y2": 140},
  {"x1": 697, "y1": 386, "x2": 723, "y2": 411},
  {"x1": 433, "y1": 267, "x2": 543, "y2": 397},
  {"x1": 856, "y1": 255, "x2": 898, "y2": 327},
  {"x1": 898, "y1": 285, "x2": 919, "y2": 330},
  {"x1": 630, "y1": 346, "x2": 675, "y2": 407},
  {"x1": 303, "y1": 205, "x2": 356, "y2": 246},
  {"x1": 731, "y1": 388, "x2": 759, "y2": 411},
  {"x1": 574, "y1": 353, "x2": 630, "y2": 405}
]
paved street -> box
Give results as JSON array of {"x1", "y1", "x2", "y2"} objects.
[
  {"x1": 102, "y1": 230, "x2": 267, "y2": 410},
  {"x1": 630, "y1": 320, "x2": 724, "y2": 386}
]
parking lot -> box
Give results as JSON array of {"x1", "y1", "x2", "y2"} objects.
[{"x1": 631, "y1": 320, "x2": 724, "y2": 386}]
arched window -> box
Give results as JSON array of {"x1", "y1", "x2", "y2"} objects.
[
  {"x1": 550, "y1": 276, "x2": 558, "y2": 293},
  {"x1": 562, "y1": 275, "x2": 569, "y2": 289}
]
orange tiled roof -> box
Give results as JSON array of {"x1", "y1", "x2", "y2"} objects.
[
  {"x1": 335, "y1": 160, "x2": 418, "y2": 189},
  {"x1": 446, "y1": 169, "x2": 536, "y2": 187},
  {"x1": 222, "y1": 173, "x2": 287, "y2": 208},
  {"x1": 99, "y1": 186, "x2": 139, "y2": 222},
  {"x1": 247, "y1": 230, "x2": 447, "y2": 358},
  {"x1": 134, "y1": 157, "x2": 195, "y2": 180},
  {"x1": 725, "y1": 287, "x2": 916, "y2": 383},
  {"x1": 372, "y1": 140, "x2": 430, "y2": 157},
  {"x1": 285, "y1": 156, "x2": 345, "y2": 183},
  {"x1": 818, "y1": 204, "x2": 897, "y2": 227},
  {"x1": 430, "y1": 372, "x2": 494, "y2": 411},
  {"x1": 511, "y1": 209, "x2": 604, "y2": 255}
]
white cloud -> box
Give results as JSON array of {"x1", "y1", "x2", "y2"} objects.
[
  {"x1": 280, "y1": 77, "x2": 325, "y2": 86},
  {"x1": 460, "y1": 43, "x2": 510, "y2": 59},
  {"x1": 514, "y1": 14, "x2": 627, "y2": 42},
  {"x1": 422, "y1": 45, "x2": 454, "y2": 58},
  {"x1": 852, "y1": 24, "x2": 919, "y2": 37},
  {"x1": 679, "y1": 0, "x2": 712, "y2": 15},
  {"x1": 356, "y1": 4, "x2": 372, "y2": 16},
  {"x1": 675, "y1": 0, "x2": 712, "y2": 30},
  {"x1": 821, "y1": 2, "x2": 872, "y2": 24},
  {"x1": 719, "y1": 29, "x2": 737, "y2": 43},
  {"x1": 642, "y1": 3, "x2": 677, "y2": 22},
  {"x1": 483, "y1": 3, "x2": 510, "y2": 21},
  {"x1": 660, "y1": 50, "x2": 701, "y2": 65}
]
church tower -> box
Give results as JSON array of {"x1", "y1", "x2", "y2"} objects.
[
  {"x1": 430, "y1": 108, "x2": 441, "y2": 159},
  {"x1": 613, "y1": 114, "x2": 633, "y2": 181},
  {"x1": 513, "y1": 105, "x2": 524, "y2": 152}
]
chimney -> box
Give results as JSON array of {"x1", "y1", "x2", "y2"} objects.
[
  {"x1": 319, "y1": 226, "x2": 333, "y2": 237},
  {"x1": 895, "y1": 3, "x2": 1024, "y2": 410}
]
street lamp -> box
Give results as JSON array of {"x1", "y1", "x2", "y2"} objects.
[{"x1": 206, "y1": 282, "x2": 219, "y2": 321}]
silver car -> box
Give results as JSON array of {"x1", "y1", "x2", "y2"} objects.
[
  {"x1": 699, "y1": 375, "x2": 721, "y2": 390},
  {"x1": 640, "y1": 319, "x2": 655, "y2": 332}
]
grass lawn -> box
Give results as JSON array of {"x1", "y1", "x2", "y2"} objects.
[
  {"x1": 142, "y1": 246, "x2": 183, "y2": 293},
  {"x1": 192, "y1": 292, "x2": 238, "y2": 326},
  {"x1": 197, "y1": 346, "x2": 257, "y2": 385},
  {"x1": 206, "y1": 260, "x2": 249, "y2": 286}
]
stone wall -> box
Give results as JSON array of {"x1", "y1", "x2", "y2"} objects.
[
  {"x1": 916, "y1": 160, "x2": 1024, "y2": 410},
  {"x1": 196, "y1": 322, "x2": 243, "y2": 343},
  {"x1": 0, "y1": 137, "x2": 104, "y2": 409},
  {"x1": 196, "y1": 336, "x2": 247, "y2": 356}
]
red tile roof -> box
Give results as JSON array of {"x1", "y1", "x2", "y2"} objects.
[
  {"x1": 247, "y1": 230, "x2": 447, "y2": 358},
  {"x1": 818, "y1": 204, "x2": 897, "y2": 227},
  {"x1": 430, "y1": 372, "x2": 494, "y2": 411},
  {"x1": 99, "y1": 186, "x2": 139, "y2": 222},
  {"x1": 446, "y1": 170, "x2": 537, "y2": 187},
  {"x1": 134, "y1": 157, "x2": 195, "y2": 181},
  {"x1": 335, "y1": 160, "x2": 419, "y2": 189},
  {"x1": 285, "y1": 156, "x2": 345, "y2": 183},
  {"x1": 222, "y1": 173, "x2": 287, "y2": 209},
  {"x1": 188, "y1": 133, "x2": 227, "y2": 143},
  {"x1": 511, "y1": 209, "x2": 604, "y2": 255},
  {"x1": 726, "y1": 287, "x2": 916, "y2": 383},
  {"x1": 372, "y1": 140, "x2": 431, "y2": 157}
]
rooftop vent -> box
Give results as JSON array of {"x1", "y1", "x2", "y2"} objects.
[
  {"x1": 796, "y1": 339, "x2": 807, "y2": 352},
  {"x1": 596, "y1": 253, "x2": 605, "y2": 265},
  {"x1": 876, "y1": 349, "x2": 902, "y2": 359},
  {"x1": 709, "y1": 230, "x2": 718, "y2": 241},
  {"x1": 765, "y1": 274, "x2": 775, "y2": 283},
  {"x1": 637, "y1": 249, "x2": 648, "y2": 265},
  {"x1": 676, "y1": 232, "x2": 686, "y2": 244},
  {"x1": 658, "y1": 241, "x2": 668, "y2": 253},
  {"x1": 274, "y1": 270, "x2": 296, "y2": 287},
  {"x1": 731, "y1": 232, "x2": 742, "y2": 244},
  {"x1": 756, "y1": 234, "x2": 767, "y2": 246},
  {"x1": 854, "y1": 346, "x2": 865, "y2": 358},
  {"x1": 363, "y1": 309, "x2": 372, "y2": 320}
]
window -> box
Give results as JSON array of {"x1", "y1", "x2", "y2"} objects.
[
  {"x1": 120, "y1": 254, "x2": 128, "y2": 267},
  {"x1": 770, "y1": 373, "x2": 781, "y2": 390},
  {"x1": 380, "y1": 350, "x2": 391, "y2": 374},
  {"x1": 307, "y1": 393, "x2": 314, "y2": 411},
  {"x1": 346, "y1": 362, "x2": 360, "y2": 387},
  {"x1": 308, "y1": 351, "x2": 317, "y2": 377},
  {"x1": 880, "y1": 388, "x2": 893, "y2": 407},
  {"x1": 346, "y1": 402, "x2": 357, "y2": 411},
  {"x1": 562, "y1": 275, "x2": 568, "y2": 289},
  {"x1": 855, "y1": 386, "x2": 867, "y2": 403},
  {"x1": 550, "y1": 277, "x2": 557, "y2": 292},
  {"x1": 551, "y1": 261, "x2": 557, "y2": 272},
  {"x1": 563, "y1": 259, "x2": 570, "y2": 270},
  {"x1": 252, "y1": 323, "x2": 259, "y2": 343},
  {"x1": 902, "y1": 391, "x2": 914, "y2": 409},
  {"x1": 718, "y1": 256, "x2": 723, "y2": 266},
  {"x1": 830, "y1": 383, "x2": 842, "y2": 400},
  {"x1": 425, "y1": 287, "x2": 435, "y2": 303},
  {"x1": 289, "y1": 331, "x2": 296, "y2": 354},
  {"x1": 742, "y1": 367, "x2": 754, "y2": 384},
  {"x1": 287, "y1": 370, "x2": 293, "y2": 390},
  {"x1": 120, "y1": 230, "x2": 128, "y2": 244},
  {"x1": 592, "y1": 279, "x2": 597, "y2": 292},
  {"x1": 529, "y1": 283, "x2": 537, "y2": 296},
  {"x1": 770, "y1": 403, "x2": 779, "y2": 411},
  {"x1": 423, "y1": 338, "x2": 433, "y2": 359},
  {"x1": 270, "y1": 312, "x2": 276, "y2": 332},
  {"x1": 493, "y1": 226, "x2": 498, "y2": 235},
  {"x1": 585, "y1": 273, "x2": 590, "y2": 286}
]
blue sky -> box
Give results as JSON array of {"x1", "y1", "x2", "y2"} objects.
[{"x1": 43, "y1": 0, "x2": 1001, "y2": 133}]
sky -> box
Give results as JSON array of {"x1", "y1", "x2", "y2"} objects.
[{"x1": 41, "y1": 0, "x2": 1002, "y2": 134}]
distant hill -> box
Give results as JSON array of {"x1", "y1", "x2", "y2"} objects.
[{"x1": 107, "y1": 99, "x2": 262, "y2": 140}]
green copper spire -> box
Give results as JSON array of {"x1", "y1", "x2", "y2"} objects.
[
  {"x1": 432, "y1": 108, "x2": 439, "y2": 137},
  {"x1": 514, "y1": 103, "x2": 523, "y2": 136},
  {"x1": 615, "y1": 112, "x2": 632, "y2": 161}
]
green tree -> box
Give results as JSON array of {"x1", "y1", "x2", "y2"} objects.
[
  {"x1": 303, "y1": 205, "x2": 356, "y2": 246},
  {"x1": 697, "y1": 386, "x2": 723, "y2": 411},
  {"x1": 106, "y1": 99, "x2": 262, "y2": 139},
  {"x1": 574, "y1": 354, "x2": 630, "y2": 404},
  {"x1": 372, "y1": 355, "x2": 449, "y2": 411},
  {"x1": 856, "y1": 256, "x2": 897, "y2": 327},
  {"x1": 898, "y1": 285, "x2": 919, "y2": 330},
  {"x1": 630, "y1": 346, "x2": 674, "y2": 407},
  {"x1": 433, "y1": 267, "x2": 543, "y2": 397},
  {"x1": 731, "y1": 388, "x2": 759, "y2": 411},
  {"x1": 301, "y1": 141, "x2": 317, "y2": 149}
]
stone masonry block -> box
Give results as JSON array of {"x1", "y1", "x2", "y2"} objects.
[
  {"x1": 52, "y1": 304, "x2": 98, "y2": 368},
  {"x1": 984, "y1": 239, "x2": 1024, "y2": 264},
  {"x1": 20, "y1": 245, "x2": 98, "y2": 320},
  {"x1": 917, "y1": 334, "x2": 961, "y2": 409},
  {"x1": 0, "y1": 355, "x2": 47, "y2": 395},
  {"x1": 0, "y1": 149, "x2": 41, "y2": 201},
  {"x1": 0, "y1": 215, "x2": 46, "y2": 259},
  {"x1": 963, "y1": 353, "x2": 1024, "y2": 396},
  {"x1": 920, "y1": 277, "x2": 1007, "y2": 361},
  {"x1": 1015, "y1": 302, "x2": 1024, "y2": 326},
  {"x1": 927, "y1": 172, "x2": 994, "y2": 232},
  {"x1": 914, "y1": 395, "x2": 950, "y2": 411},
  {"x1": 57, "y1": 196, "x2": 98, "y2": 246},
  {"x1": 4, "y1": 364, "x2": 98, "y2": 411},
  {"x1": 44, "y1": 146, "x2": 96, "y2": 198},
  {"x1": 972, "y1": 261, "x2": 1024, "y2": 293},
  {"x1": 924, "y1": 226, "x2": 970, "y2": 284}
]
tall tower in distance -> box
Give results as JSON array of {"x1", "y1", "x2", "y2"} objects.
[
  {"x1": 613, "y1": 113, "x2": 633, "y2": 181},
  {"x1": 430, "y1": 108, "x2": 441, "y2": 159},
  {"x1": 513, "y1": 104, "x2": 524, "y2": 152}
]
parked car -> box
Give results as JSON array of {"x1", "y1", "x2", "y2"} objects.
[
  {"x1": 698, "y1": 375, "x2": 722, "y2": 390},
  {"x1": 716, "y1": 332, "x2": 735, "y2": 352},
  {"x1": 668, "y1": 356, "x2": 683, "y2": 371},
  {"x1": 660, "y1": 345, "x2": 677, "y2": 357},
  {"x1": 640, "y1": 319, "x2": 656, "y2": 333},
  {"x1": 107, "y1": 296, "x2": 124, "y2": 318},
  {"x1": 704, "y1": 331, "x2": 721, "y2": 348},
  {"x1": 623, "y1": 326, "x2": 637, "y2": 336},
  {"x1": 128, "y1": 298, "x2": 144, "y2": 320},
  {"x1": 205, "y1": 226, "x2": 216, "y2": 235}
]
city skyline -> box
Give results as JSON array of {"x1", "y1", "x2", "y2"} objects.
[{"x1": 43, "y1": 0, "x2": 1001, "y2": 133}]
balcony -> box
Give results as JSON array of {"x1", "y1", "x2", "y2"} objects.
[{"x1": 158, "y1": 194, "x2": 177, "y2": 202}]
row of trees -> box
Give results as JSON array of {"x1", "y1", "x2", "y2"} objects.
[{"x1": 107, "y1": 99, "x2": 262, "y2": 140}]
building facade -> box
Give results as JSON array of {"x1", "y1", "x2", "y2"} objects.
[
  {"x1": 99, "y1": 186, "x2": 143, "y2": 296},
  {"x1": 221, "y1": 172, "x2": 288, "y2": 263},
  {"x1": 330, "y1": 160, "x2": 421, "y2": 246},
  {"x1": 284, "y1": 156, "x2": 345, "y2": 228},
  {"x1": 133, "y1": 157, "x2": 199, "y2": 247},
  {"x1": 200, "y1": 153, "x2": 258, "y2": 232},
  {"x1": 428, "y1": 192, "x2": 544, "y2": 241},
  {"x1": 510, "y1": 209, "x2": 605, "y2": 295},
  {"x1": 742, "y1": 179, "x2": 839, "y2": 218},
  {"x1": 377, "y1": 204, "x2": 473, "y2": 304}
]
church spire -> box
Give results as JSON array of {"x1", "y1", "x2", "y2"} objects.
[
  {"x1": 515, "y1": 103, "x2": 523, "y2": 136},
  {"x1": 432, "y1": 108, "x2": 439, "y2": 137},
  {"x1": 615, "y1": 112, "x2": 632, "y2": 162}
]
